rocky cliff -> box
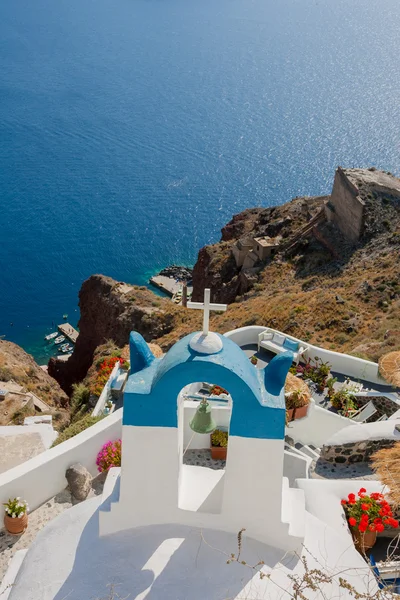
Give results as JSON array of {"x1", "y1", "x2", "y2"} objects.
[
  {"x1": 48, "y1": 275, "x2": 197, "y2": 394},
  {"x1": 0, "y1": 341, "x2": 67, "y2": 405},
  {"x1": 191, "y1": 195, "x2": 325, "y2": 302},
  {"x1": 49, "y1": 167, "x2": 400, "y2": 393}
]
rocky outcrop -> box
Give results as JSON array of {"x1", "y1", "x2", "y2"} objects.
[
  {"x1": 192, "y1": 196, "x2": 326, "y2": 303},
  {"x1": 0, "y1": 340, "x2": 67, "y2": 408},
  {"x1": 191, "y1": 244, "x2": 241, "y2": 303},
  {"x1": 48, "y1": 275, "x2": 180, "y2": 394}
]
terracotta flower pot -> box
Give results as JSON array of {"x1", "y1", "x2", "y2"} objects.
[
  {"x1": 352, "y1": 529, "x2": 377, "y2": 552},
  {"x1": 4, "y1": 513, "x2": 28, "y2": 535},
  {"x1": 294, "y1": 404, "x2": 309, "y2": 420},
  {"x1": 286, "y1": 408, "x2": 295, "y2": 423},
  {"x1": 210, "y1": 445, "x2": 227, "y2": 460}
]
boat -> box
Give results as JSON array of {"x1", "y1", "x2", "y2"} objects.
[
  {"x1": 44, "y1": 332, "x2": 58, "y2": 341},
  {"x1": 63, "y1": 314, "x2": 68, "y2": 320},
  {"x1": 60, "y1": 343, "x2": 73, "y2": 352},
  {"x1": 54, "y1": 336, "x2": 65, "y2": 344}
]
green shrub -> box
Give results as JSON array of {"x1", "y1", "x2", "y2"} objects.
[
  {"x1": 11, "y1": 404, "x2": 36, "y2": 425},
  {"x1": 70, "y1": 383, "x2": 90, "y2": 420},
  {"x1": 52, "y1": 415, "x2": 103, "y2": 447},
  {"x1": 0, "y1": 367, "x2": 14, "y2": 382}
]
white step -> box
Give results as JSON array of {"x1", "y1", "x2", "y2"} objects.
[
  {"x1": 281, "y1": 477, "x2": 306, "y2": 545},
  {"x1": 0, "y1": 549, "x2": 28, "y2": 600},
  {"x1": 285, "y1": 442, "x2": 313, "y2": 462},
  {"x1": 295, "y1": 442, "x2": 321, "y2": 460}
]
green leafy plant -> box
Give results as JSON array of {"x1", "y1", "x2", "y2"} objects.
[
  {"x1": 211, "y1": 429, "x2": 228, "y2": 448},
  {"x1": 295, "y1": 357, "x2": 331, "y2": 389},
  {"x1": 285, "y1": 389, "x2": 310, "y2": 410},
  {"x1": 331, "y1": 389, "x2": 358, "y2": 414},
  {"x1": 4, "y1": 497, "x2": 29, "y2": 518},
  {"x1": 326, "y1": 376, "x2": 337, "y2": 397},
  {"x1": 339, "y1": 395, "x2": 359, "y2": 417},
  {"x1": 52, "y1": 414, "x2": 104, "y2": 446},
  {"x1": 250, "y1": 355, "x2": 258, "y2": 365}
]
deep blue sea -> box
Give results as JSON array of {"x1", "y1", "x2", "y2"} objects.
[{"x1": 1, "y1": 0, "x2": 400, "y2": 363}]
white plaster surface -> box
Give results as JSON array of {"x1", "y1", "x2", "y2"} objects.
[
  {"x1": 0, "y1": 549, "x2": 27, "y2": 600},
  {"x1": 189, "y1": 331, "x2": 223, "y2": 354},
  {"x1": 8, "y1": 496, "x2": 376, "y2": 600},
  {"x1": 224, "y1": 326, "x2": 384, "y2": 384},
  {"x1": 9, "y1": 498, "x2": 283, "y2": 600},
  {"x1": 101, "y1": 427, "x2": 304, "y2": 551},
  {"x1": 325, "y1": 420, "x2": 400, "y2": 446},
  {"x1": 286, "y1": 400, "x2": 358, "y2": 447},
  {"x1": 0, "y1": 410, "x2": 122, "y2": 512}
]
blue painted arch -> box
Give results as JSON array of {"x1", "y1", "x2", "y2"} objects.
[{"x1": 123, "y1": 332, "x2": 292, "y2": 440}]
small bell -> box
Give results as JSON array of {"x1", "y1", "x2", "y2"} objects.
[{"x1": 189, "y1": 399, "x2": 217, "y2": 434}]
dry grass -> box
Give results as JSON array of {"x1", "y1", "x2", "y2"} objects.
[
  {"x1": 156, "y1": 240, "x2": 400, "y2": 364},
  {"x1": 371, "y1": 442, "x2": 400, "y2": 508}
]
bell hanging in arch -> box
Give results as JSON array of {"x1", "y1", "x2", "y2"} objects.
[{"x1": 189, "y1": 399, "x2": 217, "y2": 434}]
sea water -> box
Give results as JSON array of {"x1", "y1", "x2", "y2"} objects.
[{"x1": 1, "y1": 0, "x2": 400, "y2": 363}]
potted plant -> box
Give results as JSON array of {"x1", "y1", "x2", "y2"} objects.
[
  {"x1": 210, "y1": 428, "x2": 228, "y2": 460},
  {"x1": 330, "y1": 389, "x2": 348, "y2": 410},
  {"x1": 341, "y1": 488, "x2": 399, "y2": 553},
  {"x1": 250, "y1": 355, "x2": 258, "y2": 366},
  {"x1": 326, "y1": 376, "x2": 337, "y2": 398},
  {"x1": 4, "y1": 497, "x2": 29, "y2": 535},
  {"x1": 285, "y1": 389, "x2": 310, "y2": 422},
  {"x1": 210, "y1": 385, "x2": 228, "y2": 397},
  {"x1": 104, "y1": 399, "x2": 113, "y2": 415}
]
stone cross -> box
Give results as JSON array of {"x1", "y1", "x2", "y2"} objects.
[{"x1": 187, "y1": 288, "x2": 227, "y2": 336}]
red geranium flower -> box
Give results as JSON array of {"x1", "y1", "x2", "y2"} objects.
[
  {"x1": 341, "y1": 499, "x2": 347, "y2": 505},
  {"x1": 348, "y1": 517, "x2": 357, "y2": 527},
  {"x1": 375, "y1": 523, "x2": 385, "y2": 533},
  {"x1": 361, "y1": 503, "x2": 369, "y2": 511},
  {"x1": 358, "y1": 488, "x2": 367, "y2": 497}
]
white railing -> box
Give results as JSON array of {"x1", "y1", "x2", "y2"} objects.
[
  {"x1": 0, "y1": 410, "x2": 122, "y2": 513},
  {"x1": 92, "y1": 363, "x2": 121, "y2": 417},
  {"x1": 224, "y1": 326, "x2": 385, "y2": 385}
]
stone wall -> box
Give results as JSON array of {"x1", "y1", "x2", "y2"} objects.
[
  {"x1": 322, "y1": 438, "x2": 396, "y2": 465},
  {"x1": 355, "y1": 395, "x2": 400, "y2": 418},
  {"x1": 325, "y1": 167, "x2": 365, "y2": 242}
]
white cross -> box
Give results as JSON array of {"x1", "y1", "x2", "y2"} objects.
[{"x1": 187, "y1": 288, "x2": 227, "y2": 336}]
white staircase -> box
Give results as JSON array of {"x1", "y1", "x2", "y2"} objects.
[{"x1": 285, "y1": 436, "x2": 321, "y2": 462}]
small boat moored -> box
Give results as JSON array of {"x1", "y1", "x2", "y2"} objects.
[
  {"x1": 44, "y1": 332, "x2": 58, "y2": 341},
  {"x1": 54, "y1": 336, "x2": 65, "y2": 344}
]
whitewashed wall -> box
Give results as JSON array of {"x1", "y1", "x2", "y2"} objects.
[
  {"x1": 224, "y1": 326, "x2": 266, "y2": 347},
  {"x1": 0, "y1": 410, "x2": 122, "y2": 513},
  {"x1": 283, "y1": 449, "x2": 310, "y2": 485},
  {"x1": 286, "y1": 400, "x2": 359, "y2": 447},
  {"x1": 92, "y1": 363, "x2": 121, "y2": 416},
  {"x1": 224, "y1": 326, "x2": 384, "y2": 385}
]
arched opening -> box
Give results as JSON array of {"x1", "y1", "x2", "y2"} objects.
[{"x1": 177, "y1": 381, "x2": 232, "y2": 514}]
